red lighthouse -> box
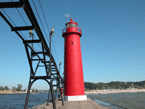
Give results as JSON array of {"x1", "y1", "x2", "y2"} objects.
[{"x1": 62, "y1": 18, "x2": 87, "y2": 101}]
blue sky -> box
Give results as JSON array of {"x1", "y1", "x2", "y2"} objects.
[{"x1": 0, "y1": 0, "x2": 145, "y2": 90}]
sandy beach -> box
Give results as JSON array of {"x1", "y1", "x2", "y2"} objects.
[{"x1": 85, "y1": 89, "x2": 145, "y2": 94}]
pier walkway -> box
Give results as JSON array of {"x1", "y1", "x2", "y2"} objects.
[{"x1": 29, "y1": 98, "x2": 109, "y2": 109}]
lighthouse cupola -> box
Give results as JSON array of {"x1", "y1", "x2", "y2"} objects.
[
  {"x1": 62, "y1": 18, "x2": 82, "y2": 38},
  {"x1": 66, "y1": 18, "x2": 78, "y2": 27}
]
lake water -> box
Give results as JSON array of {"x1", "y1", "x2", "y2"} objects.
[
  {"x1": 0, "y1": 93, "x2": 58, "y2": 109},
  {"x1": 87, "y1": 92, "x2": 145, "y2": 109},
  {"x1": 0, "y1": 92, "x2": 145, "y2": 109}
]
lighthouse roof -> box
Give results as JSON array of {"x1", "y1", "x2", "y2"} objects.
[{"x1": 65, "y1": 18, "x2": 78, "y2": 26}]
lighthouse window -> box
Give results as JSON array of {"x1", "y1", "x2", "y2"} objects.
[
  {"x1": 67, "y1": 24, "x2": 77, "y2": 28},
  {"x1": 71, "y1": 42, "x2": 73, "y2": 44}
]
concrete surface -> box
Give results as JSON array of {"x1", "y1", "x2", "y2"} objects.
[{"x1": 29, "y1": 98, "x2": 110, "y2": 109}]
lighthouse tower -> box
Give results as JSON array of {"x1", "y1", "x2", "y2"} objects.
[{"x1": 62, "y1": 18, "x2": 87, "y2": 101}]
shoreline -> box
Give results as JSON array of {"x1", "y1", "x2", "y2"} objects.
[
  {"x1": 85, "y1": 89, "x2": 145, "y2": 94},
  {"x1": 1, "y1": 89, "x2": 145, "y2": 94},
  {"x1": 0, "y1": 91, "x2": 35, "y2": 95}
]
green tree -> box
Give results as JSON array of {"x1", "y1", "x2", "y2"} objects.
[
  {"x1": 16, "y1": 84, "x2": 22, "y2": 91},
  {"x1": 84, "y1": 80, "x2": 145, "y2": 90},
  {"x1": 0, "y1": 86, "x2": 4, "y2": 90},
  {"x1": 12, "y1": 86, "x2": 16, "y2": 91},
  {"x1": 104, "y1": 85, "x2": 109, "y2": 89},
  {"x1": 84, "y1": 82, "x2": 96, "y2": 89},
  {"x1": 85, "y1": 88, "x2": 89, "y2": 91},
  {"x1": 143, "y1": 85, "x2": 145, "y2": 88},
  {"x1": 4, "y1": 86, "x2": 9, "y2": 90},
  {"x1": 32, "y1": 89, "x2": 35, "y2": 92},
  {"x1": 97, "y1": 82, "x2": 104, "y2": 90},
  {"x1": 35, "y1": 89, "x2": 38, "y2": 93}
]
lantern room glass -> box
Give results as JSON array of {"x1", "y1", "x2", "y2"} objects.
[{"x1": 66, "y1": 24, "x2": 77, "y2": 28}]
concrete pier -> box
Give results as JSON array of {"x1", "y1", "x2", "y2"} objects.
[{"x1": 29, "y1": 98, "x2": 109, "y2": 109}]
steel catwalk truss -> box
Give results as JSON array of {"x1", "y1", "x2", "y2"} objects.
[{"x1": 0, "y1": 0, "x2": 64, "y2": 109}]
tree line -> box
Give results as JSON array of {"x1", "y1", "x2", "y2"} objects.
[
  {"x1": 0, "y1": 84, "x2": 39, "y2": 92},
  {"x1": 0, "y1": 84, "x2": 22, "y2": 91},
  {"x1": 84, "y1": 80, "x2": 145, "y2": 90},
  {"x1": 32, "y1": 89, "x2": 39, "y2": 92}
]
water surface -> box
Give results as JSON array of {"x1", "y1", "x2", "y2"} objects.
[
  {"x1": 87, "y1": 92, "x2": 145, "y2": 109},
  {"x1": 0, "y1": 93, "x2": 57, "y2": 109}
]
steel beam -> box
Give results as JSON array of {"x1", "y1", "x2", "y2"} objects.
[
  {"x1": 32, "y1": 52, "x2": 49, "y2": 55},
  {"x1": 31, "y1": 59, "x2": 44, "y2": 61},
  {"x1": 32, "y1": 52, "x2": 49, "y2": 57},
  {"x1": 23, "y1": 40, "x2": 41, "y2": 43},
  {"x1": 24, "y1": 78, "x2": 32, "y2": 109},
  {"x1": 34, "y1": 60, "x2": 40, "y2": 74},
  {"x1": 0, "y1": 2, "x2": 24, "y2": 8},
  {"x1": 51, "y1": 73, "x2": 57, "y2": 75},
  {"x1": 0, "y1": 12, "x2": 25, "y2": 41},
  {"x1": 24, "y1": 43, "x2": 35, "y2": 76},
  {"x1": 31, "y1": 76, "x2": 51, "y2": 79},
  {"x1": 11, "y1": 26, "x2": 34, "y2": 31},
  {"x1": 22, "y1": 0, "x2": 63, "y2": 82},
  {"x1": 53, "y1": 85, "x2": 59, "y2": 87},
  {"x1": 0, "y1": 1, "x2": 64, "y2": 109},
  {"x1": 42, "y1": 43, "x2": 49, "y2": 76},
  {"x1": 42, "y1": 61, "x2": 52, "y2": 63}
]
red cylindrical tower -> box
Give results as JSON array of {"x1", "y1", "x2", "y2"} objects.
[{"x1": 62, "y1": 18, "x2": 87, "y2": 101}]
